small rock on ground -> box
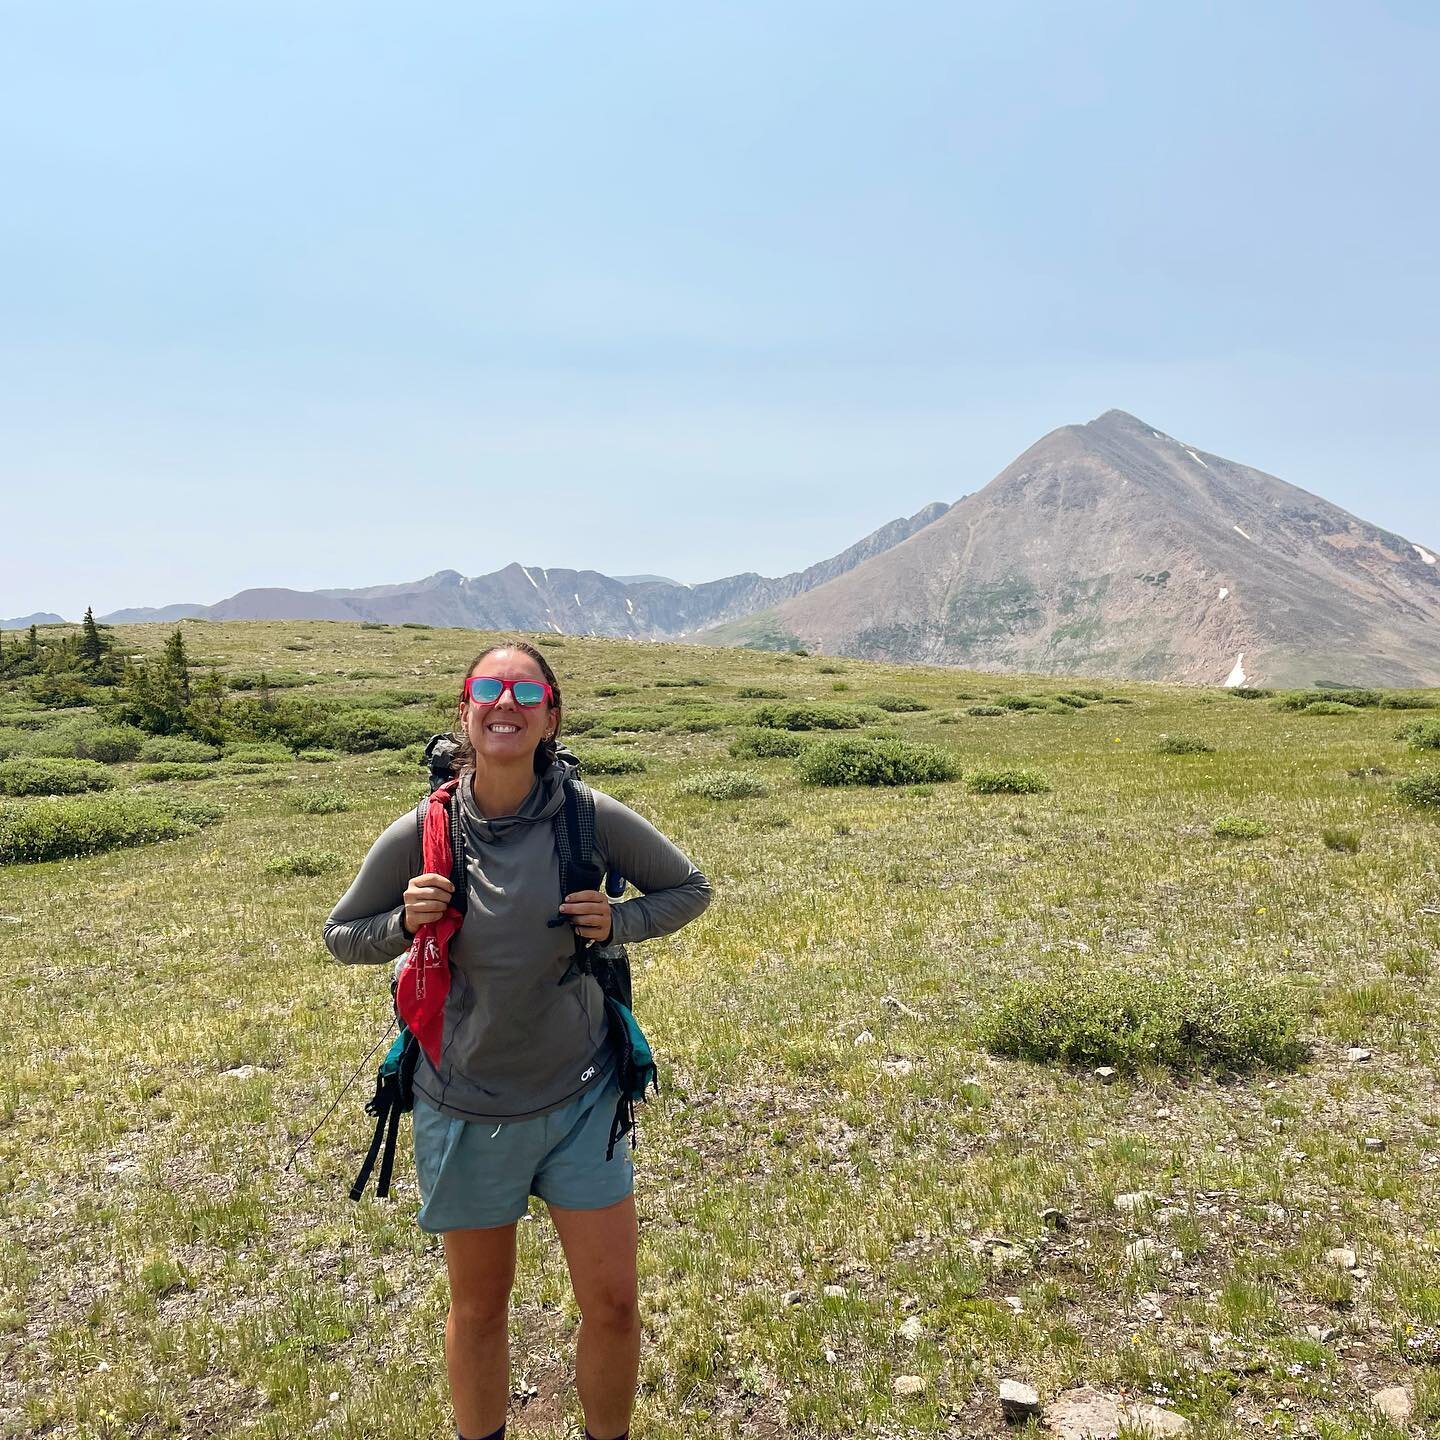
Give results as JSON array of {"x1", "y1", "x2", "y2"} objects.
[
  {"x1": 1044, "y1": 1386, "x2": 1189, "y2": 1439},
  {"x1": 1371, "y1": 1386, "x2": 1413, "y2": 1424},
  {"x1": 893, "y1": 1375, "x2": 926, "y2": 1397},
  {"x1": 1125, "y1": 1238, "x2": 1160, "y2": 1263},
  {"x1": 1347, "y1": 1046, "x2": 1372, "y2": 1062},
  {"x1": 1113, "y1": 1191, "x2": 1156, "y2": 1214},
  {"x1": 998, "y1": 1379, "x2": 1041, "y2": 1422},
  {"x1": 823, "y1": 1284, "x2": 847, "y2": 1299},
  {"x1": 1325, "y1": 1247, "x2": 1358, "y2": 1270},
  {"x1": 897, "y1": 1316, "x2": 924, "y2": 1341},
  {"x1": 1094, "y1": 1066, "x2": 1118, "y2": 1083}
]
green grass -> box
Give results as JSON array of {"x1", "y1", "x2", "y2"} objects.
[{"x1": 3, "y1": 618, "x2": 1439, "y2": 1440}]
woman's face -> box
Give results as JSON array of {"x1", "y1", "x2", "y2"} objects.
[{"x1": 460, "y1": 648, "x2": 557, "y2": 767}]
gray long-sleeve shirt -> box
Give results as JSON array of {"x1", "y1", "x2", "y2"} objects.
[{"x1": 324, "y1": 762, "x2": 711, "y2": 1122}]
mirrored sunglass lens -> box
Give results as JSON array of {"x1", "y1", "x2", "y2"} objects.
[
  {"x1": 511, "y1": 682, "x2": 547, "y2": 706},
  {"x1": 469, "y1": 678, "x2": 503, "y2": 702}
]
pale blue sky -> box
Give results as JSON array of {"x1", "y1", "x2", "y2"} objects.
[{"x1": 2, "y1": 1, "x2": 1436, "y2": 620}]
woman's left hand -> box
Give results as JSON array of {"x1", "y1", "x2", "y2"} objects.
[{"x1": 559, "y1": 889, "x2": 612, "y2": 943}]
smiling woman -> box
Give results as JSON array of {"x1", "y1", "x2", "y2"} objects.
[{"x1": 323, "y1": 639, "x2": 712, "y2": 1440}]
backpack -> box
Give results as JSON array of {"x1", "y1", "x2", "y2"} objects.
[{"x1": 349, "y1": 737, "x2": 658, "y2": 1201}]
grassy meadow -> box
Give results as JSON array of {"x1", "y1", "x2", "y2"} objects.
[{"x1": 3, "y1": 620, "x2": 1439, "y2": 1439}]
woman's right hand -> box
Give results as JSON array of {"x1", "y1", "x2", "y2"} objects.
[{"x1": 403, "y1": 872, "x2": 455, "y2": 936}]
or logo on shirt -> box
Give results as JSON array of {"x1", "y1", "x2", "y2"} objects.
[{"x1": 580, "y1": 1065, "x2": 597, "y2": 1083}]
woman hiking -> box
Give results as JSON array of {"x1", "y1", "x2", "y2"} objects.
[{"x1": 324, "y1": 641, "x2": 712, "y2": 1440}]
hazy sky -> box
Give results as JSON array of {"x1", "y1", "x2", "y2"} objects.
[{"x1": 2, "y1": 1, "x2": 1436, "y2": 621}]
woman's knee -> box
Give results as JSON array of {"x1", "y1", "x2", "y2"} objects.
[
  {"x1": 448, "y1": 1287, "x2": 512, "y2": 1336},
  {"x1": 579, "y1": 1284, "x2": 639, "y2": 1334}
]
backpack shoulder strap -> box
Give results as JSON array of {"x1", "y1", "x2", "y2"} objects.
[{"x1": 553, "y1": 774, "x2": 601, "y2": 897}]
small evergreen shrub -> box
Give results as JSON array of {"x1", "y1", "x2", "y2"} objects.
[
  {"x1": 1398, "y1": 719, "x2": 1440, "y2": 750},
  {"x1": 968, "y1": 768, "x2": 1051, "y2": 794},
  {"x1": 1396, "y1": 771, "x2": 1440, "y2": 809},
  {"x1": 138, "y1": 737, "x2": 220, "y2": 764},
  {"x1": 0, "y1": 794, "x2": 221, "y2": 864},
  {"x1": 600, "y1": 710, "x2": 669, "y2": 733},
  {"x1": 290, "y1": 787, "x2": 351, "y2": 814},
  {"x1": 872, "y1": 696, "x2": 930, "y2": 713},
  {"x1": 1054, "y1": 693, "x2": 1089, "y2": 708},
  {"x1": 981, "y1": 965, "x2": 1303, "y2": 1073},
  {"x1": 30, "y1": 722, "x2": 146, "y2": 763},
  {"x1": 0, "y1": 758, "x2": 114, "y2": 796},
  {"x1": 751, "y1": 702, "x2": 863, "y2": 731},
  {"x1": 1213, "y1": 815, "x2": 1267, "y2": 839},
  {"x1": 678, "y1": 769, "x2": 770, "y2": 801},
  {"x1": 265, "y1": 849, "x2": 342, "y2": 877},
  {"x1": 830, "y1": 681, "x2": 850, "y2": 692},
  {"x1": 1157, "y1": 734, "x2": 1216, "y2": 755},
  {"x1": 966, "y1": 705, "x2": 1007, "y2": 717},
  {"x1": 730, "y1": 729, "x2": 806, "y2": 759},
  {"x1": 135, "y1": 763, "x2": 213, "y2": 783},
  {"x1": 737, "y1": 686, "x2": 785, "y2": 700},
  {"x1": 797, "y1": 738, "x2": 959, "y2": 788},
  {"x1": 224, "y1": 743, "x2": 293, "y2": 764},
  {"x1": 577, "y1": 749, "x2": 648, "y2": 775},
  {"x1": 325, "y1": 709, "x2": 433, "y2": 753}
]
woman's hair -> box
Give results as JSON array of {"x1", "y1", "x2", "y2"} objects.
[{"x1": 452, "y1": 639, "x2": 564, "y2": 775}]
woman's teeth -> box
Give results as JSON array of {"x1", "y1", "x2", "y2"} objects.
[{"x1": 488, "y1": 723, "x2": 519, "y2": 734}]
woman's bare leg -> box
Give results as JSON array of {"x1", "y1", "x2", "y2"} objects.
[
  {"x1": 441, "y1": 1222, "x2": 519, "y2": 1438},
  {"x1": 547, "y1": 1195, "x2": 640, "y2": 1439}
]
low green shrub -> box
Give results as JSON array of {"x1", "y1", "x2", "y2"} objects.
[
  {"x1": 30, "y1": 721, "x2": 146, "y2": 763},
  {"x1": 993, "y1": 695, "x2": 1048, "y2": 712},
  {"x1": 224, "y1": 742, "x2": 293, "y2": 764},
  {"x1": 981, "y1": 965, "x2": 1304, "y2": 1073},
  {"x1": 290, "y1": 787, "x2": 351, "y2": 814},
  {"x1": 593, "y1": 684, "x2": 637, "y2": 698},
  {"x1": 1213, "y1": 815, "x2": 1267, "y2": 839},
  {"x1": 1399, "y1": 719, "x2": 1440, "y2": 750},
  {"x1": 797, "y1": 738, "x2": 959, "y2": 788},
  {"x1": 0, "y1": 793, "x2": 221, "y2": 864},
  {"x1": 730, "y1": 729, "x2": 806, "y2": 759},
  {"x1": 816, "y1": 664, "x2": 846, "y2": 674},
  {"x1": 298, "y1": 748, "x2": 340, "y2": 763},
  {"x1": 1377, "y1": 694, "x2": 1437, "y2": 710},
  {"x1": 654, "y1": 676, "x2": 710, "y2": 688},
  {"x1": 678, "y1": 769, "x2": 770, "y2": 801},
  {"x1": 1396, "y1": 771, "x2": 1440, "y2": 809},
  {"x1": 1101, "y1": 696, "x2": 1135, "y2": 705},
  {"x1": 751, "y1": 702, "x2": 863, "y2": 731},
  {"x1": 830, "y1": 681, "x2": 850, "y2": 692},
  {"x1": 968, "y1": 768, "x2": 1051, "y2": 794},
  {"x1": 135, "y1": 763, "x2": 214, "y2": 783},
  {"x1": 576, "y1": 749, "x2": 648, "y2": 775},
  {"x1": 1301, "y1": 701, "x2": 1360, "y2": 716},
  {"x1": 1157, "y1": 734, "x2": 1216, "y2": 755},
  {"x1": 736, "y1": 686, "x2": 785, "y2": 700},
  {"x1": 324, "y1": 709, "x2": 433, "y2": 753},
  {"x1": 1229, "y1": 687, "x2": 1273, "y2": 700},
  {"x1": 138, "y1": 737, "x2": 220, "y2": 763},
  {"x1": 1054, "y1": 693, "x2": 1089, "y2": 708},
  {"x1": 1322, "y1": 828, "x2": 1361, "y2": 853},
  {"x1": 966, "y1": 705, "x2": 1007, "y2": 717},
  {"x1": 872, "y1": 696, "x2": 930, "y2": 713},
  {"x1": 668, "y1": 715, "x2": 728, "y2": 733},
  {"x1": 1275, "y1": 688, "x2": 1379, "y2": 711},
  {"x1": 599, "y1": 710, "x2": 670, "y2": 733},
  {"x1": 265, "y1": 849, "x2": 342, "y2": 878},
  {"x1": 1071, "y1": 687, "x2": 1106, "y2": 701},
  {"x1": 0, "y1": 758, "x2": 115, "y2": 796}
]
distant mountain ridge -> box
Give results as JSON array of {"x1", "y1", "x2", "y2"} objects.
[{"x1": 85, "y1": 502, "x2": 949, "y2": 639}]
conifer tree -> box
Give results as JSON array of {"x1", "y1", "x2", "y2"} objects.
[
  {"x1": 26, "y1": 624, "x2": 37, "y2": 658},
  {"x1": 80, "y1": 607, "x2": 104, "y2": 667},
  {"x1": 162, "y1": 627, "x2": 191, "y2": 705}
]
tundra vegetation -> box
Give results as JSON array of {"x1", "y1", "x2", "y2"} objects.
[{"x1": 1, "y1": 619, "x2": 1438, "y2": 1438}]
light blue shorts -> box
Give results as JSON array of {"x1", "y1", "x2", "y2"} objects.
[{"x1": 412, "y1": 1061, "x2": 634, "y2": 1232}]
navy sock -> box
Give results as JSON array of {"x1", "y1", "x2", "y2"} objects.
[{"x1": 457, "y1": 1427, "x2": 504, "y2": 1440}]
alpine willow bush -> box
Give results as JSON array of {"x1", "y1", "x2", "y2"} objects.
[
  {"x1": 138, "y1": 736, "x2": 220, "y2": 764},
  {"x1": 678, "y1": 769, "x2": 770, "y2": 801},
  {"x1": 1396, "y1": 771, "x2": 1440, "y2": 809},
  {"x1": 0, "y1": 794, "x2": 222, "y2": 864},
  {"x1": 967, "y1": 768, "x2": 1051, "y2": 794},
  {"x1": 797, "y1": 738, "x2": 959, "y2": 788},
  {"x1": 0, "y1": 758, "x2": 115, "y2": 797},
  {"x1": 751, "y1": 702, "x2": 863, "y2": 732},
  {"x1": 981, "y1": 965, "x2": 1304, "y2": 1073},
  {"x1": 1157, "y1": 734, "x2": 1216, "y2": 755},
  {"x1": 729, "y1": 728, "x2": 807, "y2": 759},
  {"x1": 1398, "y1": 719, "x2": 1440, "y2": 751},
  {"x1": 575, "y1": 748, "x2": 648, "y2": 775}
]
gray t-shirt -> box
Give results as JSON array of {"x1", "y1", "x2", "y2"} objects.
[{"x1": 323, "y1": 762, "x2": 711, "y2": 1122}]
